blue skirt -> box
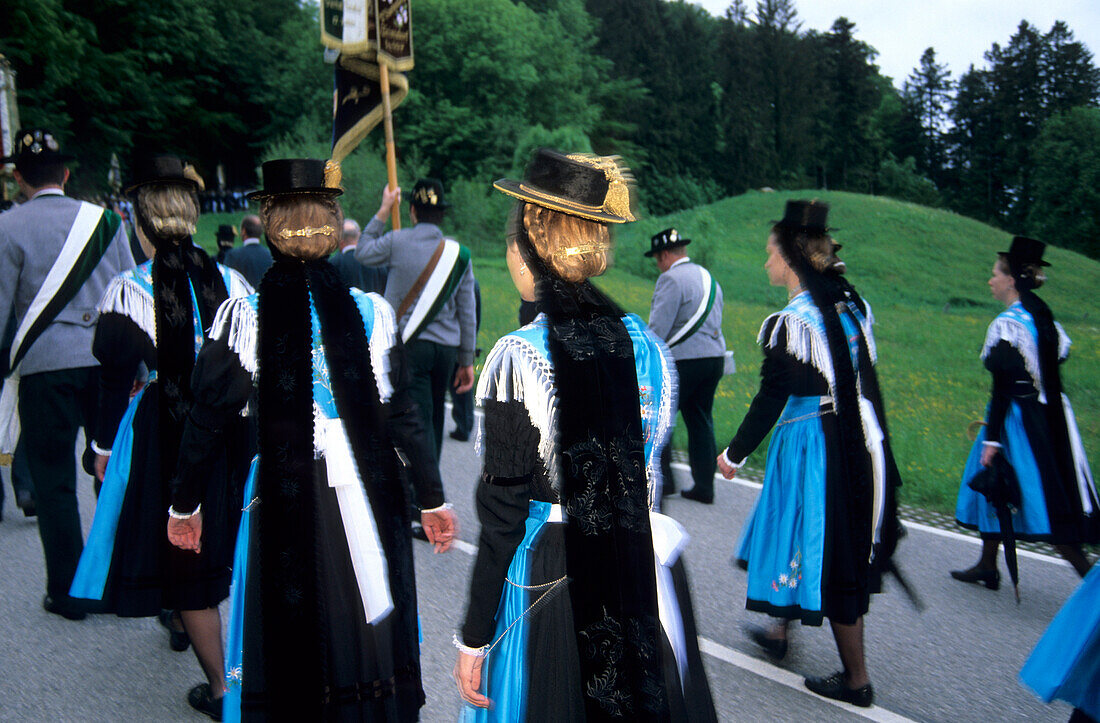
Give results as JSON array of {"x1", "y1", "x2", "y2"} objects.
[
  {"x1": 1020, "y1": 563, "x2": 1100, "y2": 718},
  {"x1": 956, "y1": 401, "x2": 1052, "y2": 539},
  {"x1": 223, "y1": 456, "x2": 259, "y2": 723},
  {"x1": 738, "y1": 396, "x2": 827, "y2": 624}
]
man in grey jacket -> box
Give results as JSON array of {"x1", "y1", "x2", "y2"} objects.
[
  {"x1": 358, "y1": 179, "x2": 476, "y2": 460},
  {"x1": 0, "y1": 129, "x2": 134, "y2": 618},
  {"x1": 647, "y1": 228, "x2": 725, "y2": 504}
]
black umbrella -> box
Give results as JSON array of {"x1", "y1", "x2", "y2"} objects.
[{"x1": 968, "y1": 455, "x2": 1023, "y2": 603}]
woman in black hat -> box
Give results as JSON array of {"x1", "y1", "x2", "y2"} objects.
[
  {"x1": 454, "y1": 149, "x2": 716, "y2": 722},
  {"x1": 952, "y1": 237, "x2": 1098, "y2": 585},
  {"x1": 716, "y1": 200, "x2": 901, "y2": 707},
  {"x1": 68, "y1": 155, "x2": 255, "y2": 716},
  {"x1": 166, "y1": 158, "x2": 456, "y2": 722}
]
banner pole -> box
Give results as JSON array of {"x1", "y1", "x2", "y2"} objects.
[{"x1": 379, "y1": 62, "x2": 401, "y2": 230}]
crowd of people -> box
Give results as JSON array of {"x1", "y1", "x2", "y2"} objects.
[{"x1": 0, "y1": 128, "x2": 1097, "y2": 723}]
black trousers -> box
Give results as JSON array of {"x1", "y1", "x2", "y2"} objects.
[
  {"x1": 405, "y1": 339, "x2": 457, "y2": 463},
  {"x1": 20, "y1": 367, "x2": 97, "y2": 597},
  {"x1": 661, "y1": 356, "x2": 723, "y2": 497}
]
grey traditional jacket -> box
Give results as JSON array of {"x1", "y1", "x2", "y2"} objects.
[
  {"x1": 0, "y1": 191, "x2": 135, "y2": 375},
  {"x1": 357, "y1": 218, "x2": 477, "y2": 365},
  {"x1": 648, "y1": 256, "x2": 725, "y2": 361}
]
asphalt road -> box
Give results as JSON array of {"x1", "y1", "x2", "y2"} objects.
[{"x1": 0, "y1": 425, "x2": 1083, "y2": 722}]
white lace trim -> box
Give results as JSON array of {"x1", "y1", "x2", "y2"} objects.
[
  {"x1": 651, "y1": 335, "x2": 678, "y2": 510},
  {"x1": 98, "y1": 273, "x2": 156, "y2": 344},
  {"x1": 1056, "y1": 321, "x2": 1071, "y2": 360},
  {"x1": 759, "y1": 311, "x2": 836, "y2": 395},
  {"x1": 220, "y1": 266, "x2": 255, "y2": 301},
  {"x1": 211, "y1": 296, "x2": 258, "y2": 377},
  {"x1": 367, "y1": 292, "x2": 396, "y2": 404},
  {"x1": 475, "y1": 335, "x2": 559, "y2": 484},
  {"x1": 861, "y1": 299, "x2": 877, "y2": 364},
  {"x1": 981, "y1": 316, "x2": 1043, "y2": 401}
]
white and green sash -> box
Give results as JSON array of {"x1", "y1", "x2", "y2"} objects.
[
  {"x1": 0, "y1": 202, "x2": 120, "y2": 454},
  {"x1": 666, "y1": 266, "x2": 716, "y2": 348},
  {"x1": 401, "y1": 238, "x2": 470, "y2": 344}
]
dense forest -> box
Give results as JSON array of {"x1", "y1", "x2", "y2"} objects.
[{"x1": 3, "y1": 0, "x2": 1099, "y2": 255}]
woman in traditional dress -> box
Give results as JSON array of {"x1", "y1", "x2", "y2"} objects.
[
  {"x1": 716, "y1": 200, "x2": 901, "y2": 708},
  {"x1": 1020, "y1": 562, "x2": 1100, "y2": 723},
  {"x1": 166, "y1": 158, "x2": 457, "y2": 722},
  {"x1": 69, "y1": 155, "x2": 254, "y2": 716},
  {"x1": 453, "y1": 149, "x2": 716, "y2": 722},
  {"x1": 952, "y1": 237, "x2": 1097, "y2": 586}
]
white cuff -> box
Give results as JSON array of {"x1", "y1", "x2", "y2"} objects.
[
  {"x1": 421, "y1": 502, "x2": 453, "y2": 514},
  {"x1": 722, "y1": 449, "x2": 745, "y2": 469},
  {"x1": 453, "y1": 633, "x2": 488, "y2": 658},
  {"x1": 168, "y1": 504, "x2": 201, "y2": 520},
  {"x1": 982, "y1": 441, "x2": 1003, "y2": 449},
  {"x1": 91, "y1": 441, "x2": 112, "y2": 456}
]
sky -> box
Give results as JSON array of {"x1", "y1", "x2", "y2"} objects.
[{"x1": 692, "y1": 0, "x2": 1100, "y2": 87}]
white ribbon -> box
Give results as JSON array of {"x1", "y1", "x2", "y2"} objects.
[
  {"x1": 858, "y1": 396, "x2": 887, "y2": 558},
  {"x1": 322, "y1": 416, "x2": 393, "y2": 624},
  {"x1": 1061, "y1": 394, "x2": 1097, "y2": 515},
  {"x1": 650, "y1": 511, "x2": 690, "y2": 689}
]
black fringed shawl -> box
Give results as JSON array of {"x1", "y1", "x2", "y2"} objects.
[
  {"x1": 521, "y1": 232, "x2": 670, "y2": 721},
  {"x1": 252, "y1": 256, "x2": 420, "y2": 716},
  {"x1": 149, "y1": 233, "x2": 228, "y2": 482}
]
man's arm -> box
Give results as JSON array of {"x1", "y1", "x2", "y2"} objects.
[
  {"x1": 647, "y1": 272, "x2": 679, "y2": 341},
  {"x1": 0, "y1": 236, "x2": 23, "y2": 374},
  {"x1": 455, "y1": 264, "x2": 477, "y2": 367},
  {"x1": 356, "y1": 185, "x2": 400, "y2": 268}
]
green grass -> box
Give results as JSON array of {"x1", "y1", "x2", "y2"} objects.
[{"x1": 193, "y1": 192, "x2": 1100, "y2": 514}]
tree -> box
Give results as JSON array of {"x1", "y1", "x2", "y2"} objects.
[
  {"x1": 1027, "y1": 107, "x2": 1100, "y2": 257},
  {"x1": 902, "y1": 47, "x2": 952, "y2": 185}
]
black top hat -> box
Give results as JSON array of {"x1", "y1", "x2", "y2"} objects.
[
  {"x1": 645, "y1": 227, "x2": 691, "y2": 257},
  {"x1": 773, "y1": 199, "x2": 831, "y2": 235},
  {"x1": 216, "y1": 224, "x2": 237, "y2": 241},
  {"x1": 126, "y1": 155, "x2": 205, "y2": 194},
  {"x1": 493, "y1": 148, "x2": 635, "y2": 224},
  {"x1": 1, "y1": 128, "x2": 74, "y2": 166},
  {"x1": 410, "y1": 178, "x2": 450, "y2": 209},
  {"x1": 247, "y1": 158, "x2": 343, "y2": 200},
  {"x1": 1000, "y1": 236, "x2": 1050, "y2": 273}
]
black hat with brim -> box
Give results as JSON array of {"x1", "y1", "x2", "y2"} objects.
[
  {"x1": 1, "y1": 128, "x2": 75, "y2": 165},
  {"x1": 999, "y1": 236, "x2": 1051, "y2": 270},
  {"x1": 126, "y1": 155, "x2": 204, "y2": 195},
  {"x1": 772, "y1": 199, "x2": 831, "y2": 235},
  {"x1": 216, "y1": 224, "x2": 236, "y2": 241},
  {"x1": 410, "y1": 178, "x2": 450, "y2": 209},
  {"x1": 645, "y1": 227, "x2": 691, "y2": 257},
  {"x1": 493, "y1": 148, "x2": 634, "y2": 224},
  {"x1": 247, "y1": 158, "x2": 343, "y2": 200}
]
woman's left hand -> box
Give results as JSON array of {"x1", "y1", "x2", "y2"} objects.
[
  {"x1": 980, "y1": 444, "x2": 999, "y2": 468},
  {"x1": 454, "y1": 651, "x2": 490, "y2": 708},
  {"x1": 716, "y1": 451, "x2": 737, "y2": 480},
  {"x1": 167, "y1": 512, "x2": 203, "y2": 553}
]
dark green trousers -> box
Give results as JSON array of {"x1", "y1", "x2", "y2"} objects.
[
  {"x1": 20, "y1": 367, "x2": 97, "y2": 597},
  {"x1": 404, "y1": 339, "x2": 457, "y2": 463}
]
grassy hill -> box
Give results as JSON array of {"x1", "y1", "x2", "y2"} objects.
[{"x1": 197, "y1": 190, "x2": 1100, "y2": 513}]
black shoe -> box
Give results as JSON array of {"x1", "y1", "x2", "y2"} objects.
[
  {"x1": 449, "y1": 430, "x2": 469, "y2": 442},
  {"x1": 43, "y1": 594, "x2": 86, "y2": 621},
  {"x1": 411, "y1": 522, "x2": 429, "y2": 542},
  {"x1": 746, "y1": 625, "x2": 788, "y2": 660},
  {"x1": 187, "y1": 683, "x2": 223, "y2": 721},
  {"x1": 15, "y1": 490, "x2": 35, "y2": 517},
  {"x1": 804, "y1": 671, "x2": 874, "y2": 707},
  {"x1": 159, "y1": 609, "x2": 191, "y2": 652},
  {"x1": 681, "y1": 487, "x2": 713, "y2": 504},
  {"x1": 950, "y1": 566, "x2": 1000, "y2": 590}
]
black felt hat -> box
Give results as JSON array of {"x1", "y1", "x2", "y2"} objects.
[
  {"x1": 773, "y1": 199, "x2": 831, "y2": 235},
  {"x1": 1, "y1": 128, "x2": 75, "y2": 166},
  {"x1": 247, "y1": 158, "x2": 343, "y2": 199},
  {"x1": 493, "y1": 148, "x2": 635, "y2": 224},
  {"x1": 645, "y1": 227, "x2": 691, "y2": 257},
  {"x1": 215, "y1": 224, "x2": 237, "y2": 242},
  {"x1": 410, "y1": 178, "x2": 450, "y2": 209},
  {"x1": 1000, "y1": 236, "x2": 1050, "y2": 271},
  {"x1": 126, "y1": 155, "x2": 205, "y2": 194}
]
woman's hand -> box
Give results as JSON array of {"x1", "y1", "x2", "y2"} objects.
[
  {"x1": 94, "y1": 453, "x2": 109, "y2": 482},
  {"x1": 454, "y1": 651, "x2": 490, "y2": 709},
  {"x1": 167, "y1": 512, "x2": 203, "y2": 553},
  {"x1": 422, "y1": 508, "x2": 457, "y2": 553},
  {"x1": 716, "y1": 451, "x2": 738, "y2": 480},
  {"x1": 980, "y1": 444, "x2": 999, "y2": 468}
]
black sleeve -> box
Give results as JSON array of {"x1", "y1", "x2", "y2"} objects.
[
  {"x1": 91, "y1": 313, "x2": 149, "y2": 449},
  {"x1": 983, "y1": 340, "x2": 1023, "y2": 445},
  {"x1": 385, "y1": 339, "x2": 446, "y2": 510},
  {"x1": 725, "y1": 320, "x2": 794, "y2": 463},
  {"x1": 170, "y1": 335, "x2": 253, "y2": 512},
  {"x1": 460, "y1": 399, "x2": 541, "y2": 648}
]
